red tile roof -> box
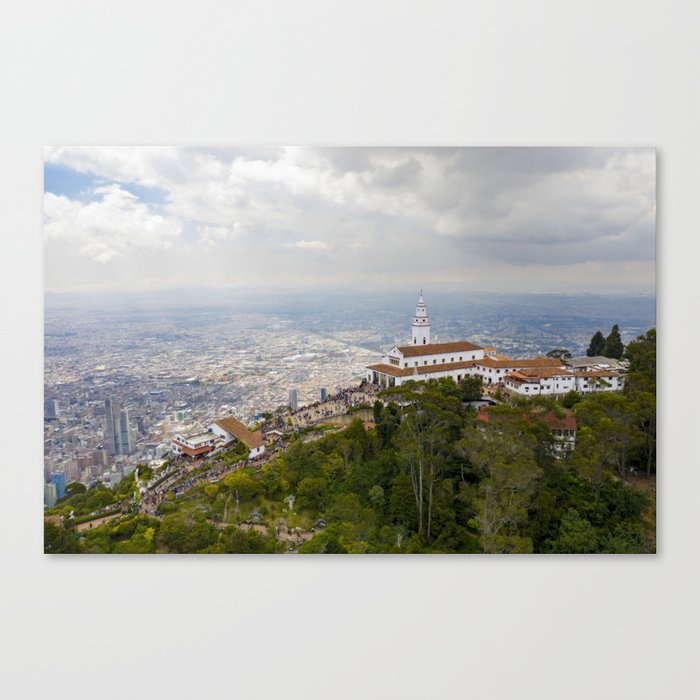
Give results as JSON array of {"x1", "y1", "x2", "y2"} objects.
[
  {"x1": 478, "y1": 356, "x2": 564, "y2": 369},
  {"x1": 368, "y1": 360, "x2": 480, "y2": 378},
  {"x1": 505, "y1": 372, "x2": 540, "y2": 384},
  {"x1": 542, "y1": 413, "x2": 577, "y2": 431},
  {"x1": 367, "y1": 363, "x2": 412, "y2": 377},
  {"x1": 213, "y1": 417, "x2": 265, "y2": 448},
  {"x1": 172, "y1": 440, "x2": 215, "y2": 457},
  {"x1": 396, "y1": 341, "x2": 483, "y2": 358},
  {"x1": 515, "y1": 367, "x2": 573, "y2": 379},
  {"x1": 573, "y1": 370, "x2": 621, "y2": 378}
]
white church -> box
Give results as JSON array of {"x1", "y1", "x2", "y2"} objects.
[{"x1": 365, "y1": 292, "x2": 627, "y2": 396}]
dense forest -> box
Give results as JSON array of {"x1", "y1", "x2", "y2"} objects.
[{"x1": 45, "y1": 328, "x2": 656, "y2": 554}]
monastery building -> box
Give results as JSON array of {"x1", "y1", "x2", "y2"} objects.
[{"x1": 366, "y1": 292, "x2": 626, "y2": 397}]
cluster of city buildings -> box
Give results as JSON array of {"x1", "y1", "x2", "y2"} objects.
[{"x1": 43, "y1": 306, "x2": 378, "y2": 505}]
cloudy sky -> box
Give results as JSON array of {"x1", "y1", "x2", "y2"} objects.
[{"x1": 44, "y1": 147, "x2": 655, "y2": 295}]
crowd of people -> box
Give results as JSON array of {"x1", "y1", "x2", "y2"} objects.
[
  {"x1": 139, "y1": 448, "x2": 279, "y2": 516},
  {"x1": 290, "y1": 383, "x2": 379, "y2": 428}
]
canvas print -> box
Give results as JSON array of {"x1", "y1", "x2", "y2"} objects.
[{"x1": 43, "y1": 147, "x2": 656, "y2": 554}]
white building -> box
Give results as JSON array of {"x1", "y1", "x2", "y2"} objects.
[
  {"x1": 572, "y1": 370, "x2": 626, "y2": 393},
  {"x1": 472, "y1": 356, "x2": 565, "y2": 386},
  {"x1": 366, "y1": 293, "x2": 487, "y2": 388},
  {"x1": 366, "y1": 292, "x2": 627, "y2": 396},
  {"x1": 504, "y1": 367, "x2": 625, "y2": 396},
  {"x1": 564, "y1": 356, "x2": 628, "y2": 372},
  {"x1": 504, "y1": 369, "x2": 576, "y2": 396},
  {"x1": 171, "y1": 431, "x2": 223, "y2": 458}
]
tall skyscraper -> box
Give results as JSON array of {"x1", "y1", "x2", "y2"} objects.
[
  {"x1": 50, "y1": 471, "x2": 66, "y2": 500},
  {"x1": 44, "y1": 398, "x2": 59, "y2": 420},
  {"x1": 289, "y1": 388, "x2": 298, "y2": 412},
  {"x1": 44, "y1": 482, "x2": 57, "y2": 507},
  {"x1": 120, "y1": 406, "x2": 134, "y2": 455},
  {"x1": 320, "y1": 387, "x2": 327, "y2": 402},
  {"x1": 105, "y1": 399, "x2": 121, "y2": 456},
  {"x1": 105, "y1": 399, "x2": 134, "y2": 455}
]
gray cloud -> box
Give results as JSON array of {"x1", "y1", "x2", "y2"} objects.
[{"x1": 44, "y1": 147, "x2": 655, "y2": 294}]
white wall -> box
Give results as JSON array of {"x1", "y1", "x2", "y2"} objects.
[
  {"x1": 507, "y1": 373, "x2": 624, "y2": 396},
  {"x1": 575, "y1": 375, "x2": 625, "y2": 393},
  {"x1": 390, "y1": 349, "x2": 485, "y2": 368},
  {"x1": 208, "y1": 423, "x2": 229, "y2": 441}
]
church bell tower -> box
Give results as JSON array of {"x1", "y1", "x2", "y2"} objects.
[{"x1": 411, "y1": 290, "x2": 431, "y2": 345}]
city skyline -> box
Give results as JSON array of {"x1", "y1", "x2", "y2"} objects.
[{"x1": 44, "y1": 147, "x2": 655, "y2": 295}]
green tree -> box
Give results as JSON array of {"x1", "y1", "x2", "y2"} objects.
[
  {"x1": 298, "y1": 528, "x2": 349, "y2": 554},
  {"x1": 322, "y1": 452, "x2": 347, "y2": 485},
  {"x1": 297, "y1": 477, "x2": 328, "y2": 511},
  {"x1": 86, "y1": 488, "x2": 115, "y2": 511},
  {"x1": 390, "y1": 380, "x2": 462, "y2": 539},
  {"x1": 548, "y1": 509, "x2": 598, "y2": 553},
  {"x1": 574, "y1": 393, "x2": 643, "y2": 485},
  {"x1": 186, "y1": 521, "x2": 218, "y2": 552},
  {"x1": 376, "y1": 403, "x2": 400, "y2": 446},
  {"x1": 546, "y1": 348, "x2": 572, "y2": 359},
  {"x1": 625, "y1": 328, "x2": 656, "y2": 393},
  {"x1": 561, "y1": 390, "x2": 582, "y2": 408},
  {"x1": 458, "y1": 406, "x2": 539, "y2": 478},
  {"x1": 459, "y1": 406, "x2": 544, "y2": 552},
  {"x1": 389, "y1": 473, "x2": 416, "y2": 529},
  {"x1": 470, "y1": 458, "x2": 542, "y2": 553},
  {"x1": 459, "y1": 376, "x2": 483, "y2": 402},
  {"x1": 113, "y1": 526, "x2": 157, "y2": 554},
  {"x1": 328, "y1": 493, "x2": 364, "y2": 524},
  {"x1": 630, "y1": 389, "x2": 656, "y2": 477},
  {"x1": 261, "y1": 461, "x2": 287, "y2": 499},
  {"x1": 44, "y1": 521, "x2": 80, "y2": 553},
  {"x1": 217, "y1": 527, "x2": 279, "y2": 554},
  {"x1": 223, "y1": 471, "x2": 262, "y2": 501},
  {"x1": 600, "y1": 522, "x2": 644, "y2": 553},
  {"x1": 586, "y1": 330, "x2": 606, "y2": 357},
  {"x1": 156, "y1": 513, "x2": 191, "y2": 553},
  {"x1": 568, "y1": 425, "x2": 610, "y2": 496},
  {"x1": 65, "y1": 482, "x2": 87, "y2": 497},
  {"x1": 368, "y1": 484, "x2": 385, "y2": 511},
  {"x1": 602, "y1": 324, "x2": 624, "y2": 359}
]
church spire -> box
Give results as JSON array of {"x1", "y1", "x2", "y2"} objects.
[{"x1": 411, "y1": 290, "x2": 431, "y2": 346}]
